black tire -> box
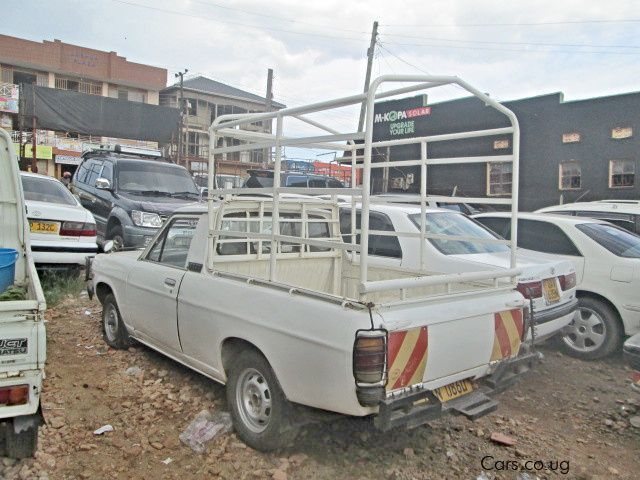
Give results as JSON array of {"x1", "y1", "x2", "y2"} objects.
[
  {"x1": 560, "y1": 296, "x2": 622, "y2": 360},
  {"x1": 5, "y1": 424, "x2": 38, "y2": 459},
  {"x1": 107, "y1": 225, "x2": 125, "y2": 252},
  {"x1": 102, "y1": 294, "x2": 132, "y2": 349},
  {"x1": 226, "y1": 349, "x2": 299, "y2": 451}
]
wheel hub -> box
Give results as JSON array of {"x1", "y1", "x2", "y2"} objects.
[
  {"x1": 562, "y1": 307, "x2": 606, "y2": 352},
  {"x1": 236, "y1": 368, "x2": 272, "y2": 433}
]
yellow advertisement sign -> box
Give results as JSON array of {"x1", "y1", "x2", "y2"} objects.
[{"x1": 13, "y1": 143, "x2": 53, "y2": 160}]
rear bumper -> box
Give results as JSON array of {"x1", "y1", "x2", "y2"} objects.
[
  {"x1": 31, "y1": 242, "x2": 97, "y2": 266},
  {"x1": 526, "y1": 299, "x2": 578, "y2": 342},
  {"x1": 0, "y1": 370, "x2": 42, "y2": 421},
  {"x1": 372, "y1": 350, "x2": 541, "y2": 432}
]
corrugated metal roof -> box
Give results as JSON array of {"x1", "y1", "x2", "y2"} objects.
[{"x1": 162, "y1": 75, "x2": 285, "y2": 109}]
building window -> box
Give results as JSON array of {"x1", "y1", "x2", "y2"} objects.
[
  {"x1": 611, "y1": 127, "x2": 633, "y2": 139},
  {"x1": 562, "y1": 132, "x2": 581, "y2": 143},
  {"x1": 186, "y1": 98, "x2": 197, "y2": 116},
  {"x1": 117, "y1": 89, "x2": 128, "y2": 101},
  {"x1": 55, "y1": 76, "x2": 101, "y2": 95},
  {"x1": 559, "y1": 162, "x2": 581, "y2": 190},
  {"x1": 486, "y1": 162, "x2": 512, "y2": 196},
  {"x1": 609, "y1": 159, "x2": 635, "y2": 188}
]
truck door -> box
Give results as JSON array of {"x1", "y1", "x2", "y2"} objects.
[{"x1": 124, "y1": 216, "x2": 198, "y2": 352}]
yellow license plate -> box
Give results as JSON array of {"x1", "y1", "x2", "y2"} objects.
[
  {"x1": 433, "y1": 379, "x2": 474, "y2": 403},
  {"x1": 542, "y1": 278, "x2": 560, "y2": 304},
  {"x1": 29, "y1": 221, "x2": 59, "y2": 234}
]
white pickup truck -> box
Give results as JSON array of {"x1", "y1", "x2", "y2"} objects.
[
  {"x1": 0, "y1": 129, "x2": 47, "y2": 458},
  {"x1": 89, "y1": 74, "x2": 541, "y2": 451}
]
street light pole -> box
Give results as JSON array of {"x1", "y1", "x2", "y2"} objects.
[{"x1": 175, "y1": 69, "x2": 188, "y2": 165}]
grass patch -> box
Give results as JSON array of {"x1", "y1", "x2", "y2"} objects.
[{"x1": 40, "y1": 271, "x2": 86, "y2": 307}]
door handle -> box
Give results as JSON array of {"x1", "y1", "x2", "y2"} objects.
[{"x1": 164, "y1": 278, "x2": 176, "y2": 287}]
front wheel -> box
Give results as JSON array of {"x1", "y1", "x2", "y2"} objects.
[
  {"x1": 226, "y1": 349, "x2": 299, "y2": 451},
  {"x1": 102, "y1": 294, "x2": 132, "y2": 349},
  {"x1": 560, "y1": 297, "x2": 622, "y2": 360},
  {"x1": 107, "y1": 226, "x2": 125, "y2": 252}
]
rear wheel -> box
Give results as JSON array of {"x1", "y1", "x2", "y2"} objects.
[
  {"x1": 5, "y1": 424, "x2": 38, "y2": 459},
  {"x1": 560, "y1": 297, "x2": 622, "y2": 360},
  {"x1": 102, "y1": 294, "x2": 132, "y2": 349},
  {"x1": 226, "y1": 349, "x2": 299, "y2": 451}
]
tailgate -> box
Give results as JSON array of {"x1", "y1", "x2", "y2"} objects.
[
  {"x1": 379, "y1": 289, "x2": 525, "y2": 393},
  {"x1": 0, "y1": 317, "x2": 45, "y2": 372}
]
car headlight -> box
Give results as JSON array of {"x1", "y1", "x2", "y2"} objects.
[{"x1": 131, "y1": 210, "x2": 162, "y2": 228}]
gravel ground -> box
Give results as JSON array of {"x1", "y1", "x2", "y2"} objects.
[{"x1": 1, "y1": 292, "x2": 638, "y2": 479}]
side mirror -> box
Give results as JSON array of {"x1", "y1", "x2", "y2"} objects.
[
  {"x1": 102, "y1": 240, "x2": 114, "y2": 253},
  {"x1": 95, "y1": 178, "x2": 111, "y2": 190}
]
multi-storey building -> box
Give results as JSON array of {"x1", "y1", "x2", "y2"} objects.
[
  {"x1": 0, "y1": 34, "x2": 167, "y2": 176},
  {"x1": 160, "y1": 75, "x2": 285, "y2": 177}
]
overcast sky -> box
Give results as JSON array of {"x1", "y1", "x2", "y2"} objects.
[{"x1": 6, "y1": 0, "x2": 640, "y2": 158}]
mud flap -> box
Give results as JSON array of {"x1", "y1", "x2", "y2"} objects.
[{"x1": 13, "y1": 405, "x2": 44, "y2": 434}]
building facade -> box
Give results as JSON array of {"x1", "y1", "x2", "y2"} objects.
[
  {"x1": 372, "y1": 91, "x2": 640, "y2": 211},
  {"x1": 0, "y1": 34, "x2": 167, "y2": 177},
  {"x1": 160, "y1": 75, "x2": 285, "y2": 177}
]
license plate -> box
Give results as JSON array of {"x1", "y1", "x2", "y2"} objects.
[
  {"x1": 542, "y1": 278, "x2": 560, "y2": 304},
  {"x1": 433, "y1": 379, "x2": 474, "y2": 403},
  {"x1": 29, "y1": 221, "x2": 59, "y2": 234}
]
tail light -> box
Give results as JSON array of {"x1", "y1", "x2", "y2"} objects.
[
  {"x1": 353, "y1": 331, "x2": 387, "y2": 384},
  {"x1": 559, "y1": 272, "x2": 577, "y2": 291},
  {"x1": 516, "y1": 281, "x2": 542, "y2": 299},
  {"x1": 0, "y1": 385, "x2": 29, "y2": 406},
  {"x1": 60, "y1": 221, "x2": 97, "y2": 237}
]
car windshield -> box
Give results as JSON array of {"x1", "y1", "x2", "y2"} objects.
[
  {"x1": 117, "y1": 162, "x2": 198, "y2": 195},
  {"x1": 21, "y1": 175, "x2": 77, "y2": 206},
  {"x1": 409, "y1": 212, "x2": 509, "y2": 255},
  {"x1": 576, "y1": 223, "x2": 640, "y2": 258}
]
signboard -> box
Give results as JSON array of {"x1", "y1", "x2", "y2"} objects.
[
  {"x1": 13, "y1": 143, "x2": 53, "y2": 160},
  {"x1": 493, "y1": 139, "x2": 510, "y2": 149},
  {"x1": 55, "y1": 155, "x2": 82, "y2": 165},
  {"x1": 562, "y1": 132, "x2": 581, "y2": 143},
  {"x1": 373, "y1": 94, "x2": 430, "y2": 138},
  {"x1": 0, "y1": 83, "x2": 19, "y2": 114}
]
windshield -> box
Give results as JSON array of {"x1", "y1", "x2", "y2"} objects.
[
  {"x1": 117, "y1": 162, "x2": 198, "y2": 195},
  {"x1": 576, "y1": 223, "x2": 640, "y2": 258},
  {"x1": 409, "y1": 212, "x2": 509, "y2": 255},
  {"x1": 21, "y1": 175, "x2": 77, "y2": 206}
]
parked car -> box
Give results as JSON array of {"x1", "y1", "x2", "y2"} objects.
[
  {"x1": 21, "y1": 172, "x2": 97, "y2": 271},
  {"x1": 243, "y1": 169, "x2": 345, "y2": 189},
  {"x1": 88, "y1": 197, "x2": 539, "y2": 451},
  {"x1": 536, "y1": 200, "x2": 640, "y2": 235},
  {"x1": 623, "y1": 333, "x2": 640, "y2": 393},
  {"x1": 474, "y1": 212, "x2": 640, "y2": 359},
  {"x1": 0, "y1": 130, "x2": 46, "y2": 458},
  {"x1": 71, "y1": 145, "x2": 200, "y2": 250},
  {"x1": 372, "y1": 193, "x2": 495, "y2": 216},
  {"x1": 339, "y1": 204, "x2": 577, "y2": 344}
]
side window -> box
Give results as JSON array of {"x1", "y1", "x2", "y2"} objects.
[
  {"x1": 100, "y1": 162, "x2": 113, "y2": 183},
  {"x1": 285, "y1": 176, "x2": 308, "y2": 187},
  {"x1": 544, "y1": 210, "x2": 575, "y2": 216},
  {"x1": 86, "y1": 160, "x2": 103, "y2": 187},
  {"x1": 369, "y1": 214, "x2": 402, "y2": 258},
  {"x1": 475, "y1": 217, "x2": 510, "y2": 238},
  {"x1": 574, "y1": 210, "x2": 636, "y2": 233},
  {"x1": 146, "y1": 217, "x2": 198, "y2": 268},
  {"x1": 308, "y1": 177, "x2": 327, "y2": 188},
  {"x1": 517, "y1": 220, "x2": 581, "y2": 256},
  {"x1": 327, "y1": 178, "x2": 343, "y2": 188},
  {"x1": 75, "y1": 160, "x2": 91, "y2": 184}
]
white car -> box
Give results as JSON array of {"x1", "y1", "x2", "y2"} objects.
[
  {"x1": 21, "y1": 172, "x2": 98, "y2": 270},
  {"x1": 339, "y1": 204, "x2": 578, "y2": 343},
  {"x1": 474, "y1": 212, "x2": 640, "y2": 359},
  {"x1": 536, "y1": 200, "x2": 640, "y2": 235}
]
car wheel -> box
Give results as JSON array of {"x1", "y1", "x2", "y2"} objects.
[
  {"x1": 107, "y1": 226, "x2": 125, "y2": 252},
  {"x1": 560, "y1": 297, "x2": 622, "y2": 360},
  {"x1": 226, "y1": 349, "x2": 299, "y2": 451},
  {"x1": 102, "y1": 293, "x2": 132, "y2": 349},
  {"x1": 4, "y1": 423, "x2": 38, "y2": 459}
]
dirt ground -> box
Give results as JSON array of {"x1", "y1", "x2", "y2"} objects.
[{"x1": 2, "y1": 292, "x2": 638, "y2": 480}]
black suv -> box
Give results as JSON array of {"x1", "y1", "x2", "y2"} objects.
[
  {"x1": 243, "y1": 169, "x2": 345, "y2": 188},
  {"x1": 71, "y1": 145, "x2": 200, "y2": 250}
]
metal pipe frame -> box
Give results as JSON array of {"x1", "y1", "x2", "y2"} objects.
[{"x1": 207, "y1": 75, "x2": 521, "y2": 300}]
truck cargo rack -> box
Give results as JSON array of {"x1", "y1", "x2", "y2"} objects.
[{"x1": 207, "y1": 75, "x2": 521, "y2": 302}]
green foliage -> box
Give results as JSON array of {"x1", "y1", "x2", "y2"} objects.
[
  {"x1": 40, "y1": 271, "x2": 85, "y2": 307},
  {"x1": 0, "y1": 285, "x2": 28, "y2": 301}
]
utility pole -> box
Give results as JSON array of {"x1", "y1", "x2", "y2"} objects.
[
  {"x1": 31, "y1": 87, "x2": 37, "y2": 173},
  {"x1": 175, "y1": 68, "x2": 188, "y2": 165},
  {"x1": 264, "y1": 68, "x2": 274, "y2": 164},
  {"x1": 357, "y1": 21, "x2": 378, "y2": 132}
]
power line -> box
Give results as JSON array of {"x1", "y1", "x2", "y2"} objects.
[
  {"x1": 381, "y1": 18, "x2": 640, "y2": 27},
  {"x1": 110, "y1": 0, "x2": 368, "y2": 42},
  {"x1": 380, "y1": 36, "x2": 640, "y2": 56},
  {"x1": 380, "y1": 34, "x2": 640, "y2": 50}
]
